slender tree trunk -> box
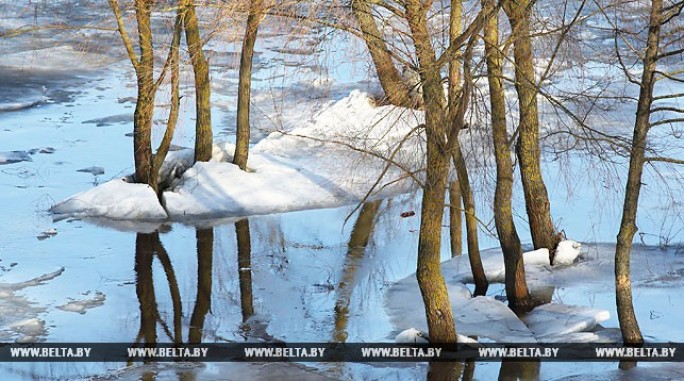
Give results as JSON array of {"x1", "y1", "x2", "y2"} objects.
[
  {"x1": 448, "y1": 0, "x2": 463, "y2": 259},
  {"x1": 503, "y1": 0, "x2": 560, "y2": 257},
  {"x1": 333, "y1": 201, "x2": 380, "y2": 342},
  {"x1": 183, "y1": 0, "x2": 213, "y2": 163},
  {"x1": 405, "y1": 0, "x2": 457, "y2": 343},
  {"x1": 352, "y1": 0, "x2": 413, "y2": 107},
  {"x1": 189, "y1": 228, "x2": 213, "y2": 344},
  {"x1": 236, "y1": 218, "x2": 254, "y2": 322},
  {"x1": 234, "y1": 0, "x2": 264, "y2": 170},
  {"x1": 482, "y1": 0, "x2": 532, "y2": 312},
  {"x1": 449, "y1": 183, "x2": 463, "y2": 257},
  {"x1": 614, "y1": 0, "x2": 663, "y2": 348},
  {"x1": 132, "y1": 0, "x2": 155, "y2": 190},
  {"x1": 447, "y1": 2, "x2": 487, "y2": 295}
]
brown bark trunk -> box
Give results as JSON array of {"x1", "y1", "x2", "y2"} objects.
[
  {"x1": 236, "y1": 218, "x2": 254, "y2": 322},
  {"x1": 405, "y1": 0, "x2": 457, "y2": 343},
  {"x1": 447, "y1": 4, "x2": 487, "y2": 296},
  {"x1": 483, "y1": 0, "x2": 532, "y2": 312},
  {"x1": 448, "y1": 0, "x2": 463, "y2": 259},
  {"x1": 449, "y1": 181, "x2": 463, "y2": 257},
  {"x1": 352, "y1": 0, "x2": 413, "y2": 107},
  {"x1": 614, "y1": 0, "x2": 663, "y2": 347},
  {"x1": 189, "y1": 228, "x2": 213, "y2": 344},
  {"x1": 503, "y1": 0, "x2": 560, "y2": 257},
  {"x1": 234, "y1": 0, "x2": 264, "y2": 171},
  {"x1": 132, "y1": 0, "x2": 155, "y2": 190},
  {"x1": 183, "y1": 0, "x2": 213, "y2": 163}
]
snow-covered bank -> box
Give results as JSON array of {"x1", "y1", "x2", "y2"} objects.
[{"x1": 51, "y1": 91, "x2": 424, "y2": 221}]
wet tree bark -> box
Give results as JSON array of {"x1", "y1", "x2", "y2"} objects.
[
  {"x1": 183, "y1": 0, "x2": 213, "y2": 163},
  {"x1": 189, "y1": 228, "x2": 213, "y2": 344},
  {"x1": 405, "y1": 0, "x2": 457, "y2": 343},
  {"x1": 352, "y1": 0, "x2": 413, "y2": 107},
  {"x1": 614, "y1": 0, "x2": 664, "y2": 348},
  {"x1": 234, "y1": 0, "x2": 265, "y2": 170},
  {"x1": 502, "y1": 0, "x2": 560, "y2": 257},
  {"x1": 482, "y1": 0, "x2": 532, "y2": 312}
]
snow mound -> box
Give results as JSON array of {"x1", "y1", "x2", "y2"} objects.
[
  {"x1": 395, "y1": 328, "x2": 479, "y2": 344},
  {"x1": 51, "y1": 180, "x2": 167, "y2": 221},
  {"x1": 165, "y1": 91, "x2": 422, "y2": 219},
  {"x1": 523, "y1": 248, "x2": 551, "y2": 266},
  {"x1": 554, "y1": 240, "x2": 582, "y2": 265},
  {"x1": 53, "y1": 91, "x2": 424, "y2": 221},
  {"x1": 523, "y1": 303, "x2": 610, "y2": 341}
]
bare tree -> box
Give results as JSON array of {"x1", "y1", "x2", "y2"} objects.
[
  {"x1": 234, "y1": 0, "x2": 267, "y2": 170},
  {"x1": 108, "y1": 0, "x2": 182, "y2": 195},
  {"x1": 351, "y1": 0, "x2": 413, "y2": 107},
  {"x1": 482, "y1": 0, "x2": 533, "y2": 312},
  {"x1": 503, "y1": 0, "x2": 562, "y2": 257},
  {"x1": 182, "y1": 0, "x2": 214, "y2": 163}
]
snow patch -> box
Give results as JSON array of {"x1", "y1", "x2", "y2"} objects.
[
  {"x1": 0, "y1": 151, "x2": 32, "y2": 165},
  {"x1": 523, "y1": 303, "x2": 610, "y2": 341},
  {"x1": 51, "y1": 180, "x2": 167, "y2": 221}
]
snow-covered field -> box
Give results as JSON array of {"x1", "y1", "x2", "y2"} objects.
[{"x1": 1, "y1": 0, "x2": 683, "y2": 380}]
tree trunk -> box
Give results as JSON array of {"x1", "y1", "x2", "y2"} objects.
[
  {"x1": 132, "y1": 0, "x2": 155, "y2": 190},
  {"x1": 503, "y1": 0, "x2": 560, "y2": 257},
  {"x1": 449, "y1": 182, "x2": 463, "y2": 257},
  {"x1": 482, "y1": 0, "x2": 532, "y2": 312},
  {"x1": 189, "y1": 228, "x2": 213, "y2": 344},
  {"x1": 405, "y1": 0, "x2": 457, "y2": 343},
  {"x1": 236, "y1": 218, "x2": 254, "y2": 322},
  {"x1": 352, "y1": 0, "x2": 413, "y2": 107},
  {"x1": 447, "y1": 2, "x2": 487, "y2": 296},
  {"x1": 234, "y1": 0, "x2": 264, "y2": 170},
  {"x1": 448, "y1": 0, "x2": 463, "y2": 259},
  {"x1": 183, "y1": 0, "x2": 213, "y2": 163},
  {"x1": 614, "y1": 0, "x2": 663, "y2": 347}
]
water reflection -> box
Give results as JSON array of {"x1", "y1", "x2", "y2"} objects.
[
  {"x1": 333, "y1": 201, "x2": 381, "y2": 342},
  {"x1": 497, "y1": 361, "x2": 540, "y2": 381},
  {"x1": 133, "y1": 229, "x2": 214, "y2": 346},
  {"x1": 189, "y1": 228, "x2": 213, "y2": 344},
  {"x1": 236, "y1": 218, "x2": 254, "y2": 323}
]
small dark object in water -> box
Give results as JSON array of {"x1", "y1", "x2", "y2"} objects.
[{"x1": 400, "y1": 211, "x2": 416, "y2": 218}]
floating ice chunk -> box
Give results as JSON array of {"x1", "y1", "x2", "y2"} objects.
[
  {"x1": 523, "y1": 248, "x2": 551, "y2": 266},
  {"x1": 395, "y1": 328, "x2": 479, "y2": 344},
  {"x1": 523, "y1": 303, "x2": 610, "y2": 340},
  {"x1": 51, "y1": 180, "x2": 167, "y2": 220},
  {"x1": 77, "y1": 166, "x2": 105, "y2": 176},
  {"x1": 395, "y1": 328, "x2": 429, "y2": 344},
  {"x1": 57, "y1": 292, "x2": 105, "y2": 314},
  {"x1": 454, "y1": 297, "x2": 537, "y2": 343},
  {"x1": 0, "y1": 151, "x2": 32, "y2": 165},
  {"x1": 554, "y1": 240, "x2": 582, "y2": 265}
]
